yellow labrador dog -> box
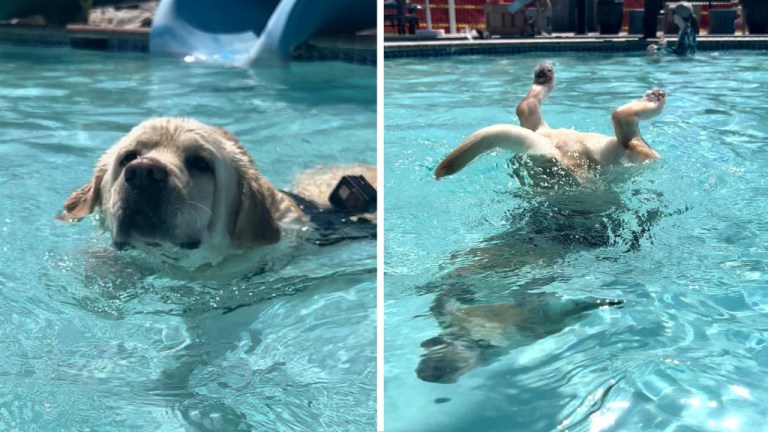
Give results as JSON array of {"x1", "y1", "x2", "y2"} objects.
[
  {"x1": 435, "y1": 62, "x2": 665, "y2": 181},
  {"x1": 58, "y1": 117, "x2": 376, "y2": 268}
]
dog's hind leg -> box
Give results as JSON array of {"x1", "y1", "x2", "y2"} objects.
[
  {"x1": 611, "y1": 88, "x2": 666, "y2": 163},
  {"x1": 516, "y1": 62, "x2": 556, "y2": 131}
]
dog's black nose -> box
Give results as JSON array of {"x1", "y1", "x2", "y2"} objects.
[{"x1": 124, "y1": 158, "x2": 168, "y2": 189}]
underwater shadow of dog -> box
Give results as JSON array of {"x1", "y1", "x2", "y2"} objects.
[{"x1": 414, "y1": 166, "x2": 683, "y2": 384}]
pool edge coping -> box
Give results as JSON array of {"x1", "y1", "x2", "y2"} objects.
[{"x1": 0, "y1": 24, "x2": 377, "y2": 66}]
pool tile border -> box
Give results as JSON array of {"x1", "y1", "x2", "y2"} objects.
[
  {"x1": 3, "y1": 24, "x2": 762, "y2": 64},
  {"x1": 0, "y1": 24, "x2": 376, "y2": 65},
  {"x1": 294, "y1": 35, "x2": 376, "y2": 66},
  {"x1": 0, "y1": 24, "x2": 149, "y2": 52},
  {"x1": 384, "y1": 35, "x2": 768, "y2": 58}
]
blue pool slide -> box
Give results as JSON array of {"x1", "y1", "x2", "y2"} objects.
[{"x1": 150, "y1": 0, "x2": 375, "y2": 65}]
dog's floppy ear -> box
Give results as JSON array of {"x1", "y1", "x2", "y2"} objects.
[
  {"x1": 212, "y1": 124, "x2": 281, "y2": 247},
  {"x1": 57, "y1": 166, "x2": 105, "y2": 222},
  {"x1": 230, "y1": 175, "x2": 281, "y2": 247}
]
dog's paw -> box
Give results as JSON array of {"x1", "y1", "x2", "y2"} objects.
[
  {"x1": 533, "y1": 61, "x2": 555, "y2": 86},
  {"x1": 643, "y1": 88, "x2": 666, "y2": 104}
]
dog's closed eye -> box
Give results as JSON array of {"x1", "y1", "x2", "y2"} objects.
[
  {"x1": 119, "y1": 151, "x2": 139, "y2": 167},
  {"x1": 184, "y1": 154, "x2": 213, "y2": 173}
]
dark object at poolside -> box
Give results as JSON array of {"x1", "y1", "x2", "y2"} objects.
[
  {"x1": 627, "y1": 9, "x2": 644, "y2": 35},
  {"x1": 329, "y1": 175, "x2": 377, "y2": 215},
  {"x1": 384, "y1": 1, "x2": 420, "y2": 35},
  {"x1": 643, "y1": 0, "x2": 664, "y2": 38},
  {"x1": 744, "y1": 0, "x2": 768, "y2": 34},
  {"x1": 484, "y1": 3, "x2": 527, "y2": 37},
  {"x1": 0, "y1": 0, "x2": 125, "y2": 26},
  {"x1": 597, "y1": 0, "x2": 624, "y2": 35},
  {"x1": 708, "y1": 9, "x2": 736, "y2": 35},
  {"x1": 663, "y1": 3, "x2": 692, "y2": 35},
  {"x1": 575, "y1": 0, "x2": 587, "y2": 34}
]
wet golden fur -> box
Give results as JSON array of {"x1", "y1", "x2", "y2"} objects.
[{"x1": 58, "y1": 117, "x2": 376, "y2": 260}]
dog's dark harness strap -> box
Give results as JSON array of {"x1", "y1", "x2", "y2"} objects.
[{"x1": 280, "y1": 190, "x2": 376, "y2": 247}]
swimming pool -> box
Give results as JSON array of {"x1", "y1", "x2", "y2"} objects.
[
  {"x1": 0, "y1": 45, "x2": 376, "y2": 431},
  {"x1": 384, "y1": 51, "x2": 768, "y2": 431}
]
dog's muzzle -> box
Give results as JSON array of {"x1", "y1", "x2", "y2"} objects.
[
  {"x1": 114, "y1": 157, "x2": 175, "y2": 242},
  {"x1": 124, "y1": 157, "x2": 168, "y2": 191}
]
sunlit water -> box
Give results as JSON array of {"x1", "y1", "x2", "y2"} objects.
[
  {"x1": 0, "y1": 45, "x2": 376, "y2": 431},
  {"x1": 384, "y1": 51, "x2": 768, "y2": 431}
]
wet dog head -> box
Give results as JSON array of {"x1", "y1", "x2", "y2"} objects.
[{"x1": 58, "y1": 117, "x2": 281, "y2": 252}]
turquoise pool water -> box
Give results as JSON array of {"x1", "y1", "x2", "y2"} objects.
[
  {"x1": 0, "y1": 45, "x2": 376, "y2": 431},
  {"x1": 384, "y1": 52, "x2": 768, "y2": 431}
]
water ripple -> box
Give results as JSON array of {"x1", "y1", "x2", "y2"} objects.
[{"x1": 386, "y1": 51, "x2": 768, "y2": 432}]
